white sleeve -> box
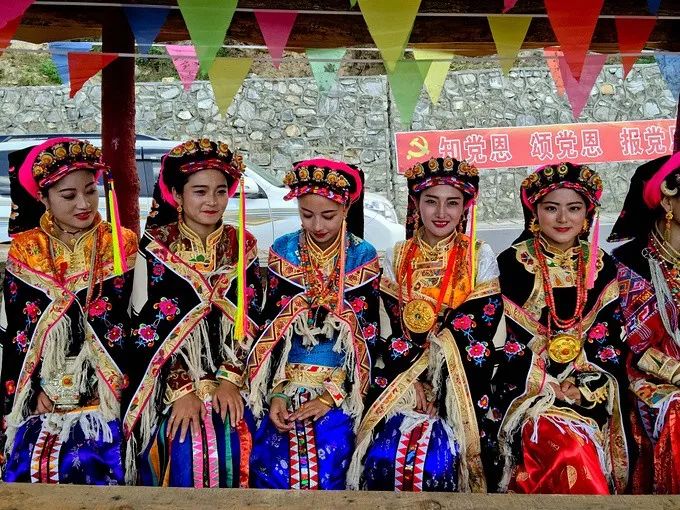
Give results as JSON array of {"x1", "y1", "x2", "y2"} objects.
[
  {"x1": 382, "y1": 245, "x2": 397, "y2": 281},
  {"x1": 130, "y1": 251, "x2": 149, "y2": 316},
  {"x1": 476, "y1": 242, "x2": 500, "y2": 283}
]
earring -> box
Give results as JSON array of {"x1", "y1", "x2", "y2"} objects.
[
  {"x1": 177, "y1": 204, "x2": 183, "y2": 217},
  {"x1": 529, "y1": 217, "x2": 540, "y2": 235},
  {"x1": 581, "y1": 219, "x2": 589, "y2": 235},
  {"x1": 665, "y1": 209, "x2": 673, "y2": 242}
]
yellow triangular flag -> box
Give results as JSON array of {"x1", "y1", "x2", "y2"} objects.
[
  {"x1": 208, "y1": 57, "x2": 253, "y2": 114},
  {"x1": 358, "y1": 0, "x2": 421, "y2": 72},
  {"x1": 488, "y1": 15, "x2": 532, "y2": 75},
  {"x1": 412, "y1": 48, "x2": 454, "y2": 105}
]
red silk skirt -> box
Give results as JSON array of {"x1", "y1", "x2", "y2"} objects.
[
  {"x1": 510, "y1": 416, "x2": 611, "y2": 494},
  {"x1": 654, "y1": 398, "x2": 680, "y2": 494}
]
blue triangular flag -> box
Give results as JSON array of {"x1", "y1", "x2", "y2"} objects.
[
  {"x1": 656, "y1": 54, "x2": 680, "y2": 100},
  {"x1": 123, "y1": 6, "x2": 169, "y2": 55},
  {"x1": 48, "y1": 41, "x2": 93, "y2": 84},
  {"x1": 647, "y1": 0, "x2": 662, "y2": 14}
]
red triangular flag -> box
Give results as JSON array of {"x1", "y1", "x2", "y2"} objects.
[
  {"x1": 559, "y1": 52, "x2": 607, "y2": 119},
  {"x1": 68, "y1": 52, "x2": 118, "y2": 98},
  {"x1": 254, "y1": 10, "x2": 298, "y2": 69},
  {"x1": 503, "y1": 0, "x2": 519, "y2": 13},
  {"x1": 0, "y1": 16, "x2": 21, "y2": 55},
  {"x1": 615, "y1": 16, "x2": 657, "y2": 78},
  {"x1": 545, "y1": 0, "x2": 604, "y2": 80}
]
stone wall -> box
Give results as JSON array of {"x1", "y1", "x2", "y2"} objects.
[{"x1": 0, "y1": 64, "x2": 676, "y2": 223}]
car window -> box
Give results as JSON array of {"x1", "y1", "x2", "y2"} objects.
[{"x1": 0, "y1": 151, "x2": 9, "y2": 197}]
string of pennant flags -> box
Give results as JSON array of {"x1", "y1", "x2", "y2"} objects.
[{"x1": 0, "y1": 0, "x2": 678, "y2": 126}]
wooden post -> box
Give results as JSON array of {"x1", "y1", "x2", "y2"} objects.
[{"x1": 101, "y1": 7, "x2": 140, "y2": 235}]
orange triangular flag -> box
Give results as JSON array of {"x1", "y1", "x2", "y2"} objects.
[
  {"x1": 68, "y1": 52, "x2": 118, "y2": 98},
  {"x1": 615, "y1": 16, "x2": 657, "y2": 78},
  {"x1": 544, "y1": 46, "x2": 566, "y2": 96},
  {"x1": 0, "y1": 16, "x2": 21, "y2": 55}
]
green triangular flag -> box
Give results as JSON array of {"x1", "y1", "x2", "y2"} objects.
[
  {"x1": 488, "y1": 15, "x2": 532, "y2": 75},
  {"x1": 359, "y1": 0, "x2": 421, "y2": 72},
  {"x1": 412, "y1": 48, "x2": 454, "y2": 104},
  {"x1": 306, "y1": 48, "x2": 346, "y2": 95},
  {"x1": 387, "y1": 59, "x2": 430, "y2": 127},
  {"x1": 178, "y1": 0, "x2": 238, "y2": 73},
  {"x1": 209, "y1": 57, "x2": 253, "y2": 113},
  {"x1": 349, "y1": 0, "x2": 358, "y2": 6}
]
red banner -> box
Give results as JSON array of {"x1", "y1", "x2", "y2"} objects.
[{"x1": 395, "y1": 120, "x2": 676, "y2": 173}]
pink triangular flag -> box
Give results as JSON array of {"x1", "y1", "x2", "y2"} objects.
[
  {"x1": 544, "y1": 46, "x2": 566, "y2": 96},
  {"x1": 0, "y1": 0, "x2": 32, "y2": 29},
  {"x1": 558, "y1": 52, "x2": 607, "y2": 119},
  {"x1": 68, "y1": 52, "x2": 118, "y2": 98},
  {"x1": 0, "y1": 16, "x2": 21, "y2": 55},
  {"x1": 254, "y1": 10, "x2": 298, "y2": 69},
  {"x1": 615, "y1": 16, "x2": 657, "y2": 78},
  {"x1": 545, "y1": 0, "x2": 604, "y2": 80},
  {"x1": 503, "y1": 0, "x2": 519, "y2": 13},
  {"x1": 167, "y1": 45, "x2": 200, "y2": 91}
]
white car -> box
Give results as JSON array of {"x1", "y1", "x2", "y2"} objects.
[{"x1": 0, "y1": 134, "x2": 405, "y2": 256}]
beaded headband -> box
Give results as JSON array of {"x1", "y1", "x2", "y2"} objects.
[
  {"x1": 405, "y1": 157, "x2": 479, "y2": 203},
  {"x1": 642, "y1": 151, "x2": 680, "y2": 208},
  {"x1": 158, "y1": 138, "x2": 244, "y2": 207},
  {"x1": 521, "y1": 162, "x2": 603, "y2": 212},
  {"x1": 283, "y1": 158, "x2": 363, "y2": 205},
  {"x1": 18, "y1": 138, "x2": 107, "y2": 199}
]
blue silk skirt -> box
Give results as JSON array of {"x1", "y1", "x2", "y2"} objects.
[
  {"x1": 138, "y1": 400, "x2": 255, "y2": 488},
  {"x1": 250, "y1": 396, "x2": 355, "y2": 490},
  {"x1": 3, "y1": 410, "x2": 124, "y2": 485},
  {"x1": 362, "y1": 413, "x2": 460, "y2": 492}
]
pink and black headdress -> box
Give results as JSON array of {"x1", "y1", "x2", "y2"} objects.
[
  {"x1": 519, "y1": 162, "x2": 604, "y2": 288},
  {"x1": 146, "y1": 138, "x2": 244, "y2": 229},
  {"x1": 282, "y1": 158, "x2": 365, "y2": 238}
]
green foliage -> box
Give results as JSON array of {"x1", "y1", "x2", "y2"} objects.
[{"x1": 38, "y1": 58, "x2": 61, "y2": 84}]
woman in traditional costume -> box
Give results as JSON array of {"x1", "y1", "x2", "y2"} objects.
[
  {"x1": 123, "y1": 139, "x2": 263, "y2": 488},
  {"x1": 608, "y1": 153, "x2": 680, "y2": 494},
  {"x1": 0, "y1": 138, "x2": 137, "y2": 484},
  {"x1": 248, "y1": 159, "x2": 380, "y2": 490},
  {"x1": 348, "y1": 157, "x2": 504, "y2": 492},
  {"x1": 494, "y1": 162, "x2": 629, "y2": 494}
]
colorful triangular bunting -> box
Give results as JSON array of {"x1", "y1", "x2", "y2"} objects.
[
  {"x1": 503, "y1": 0, "x2": 519, "y2": 13},
  {"x1": 68, "y1": 52, "x2": 118, "y2": 98},
  {"x1": 349, "y1": 0, "x2": 358, "y2": 6},
  {"x1": 167, "y1": 45, "x2": 200, "y2": 91},
  {"x1": 655, "y1": 54, "x2": 680, "y2": 100},
  {"x1": 0, "y1": 16, "x2": 21, "y2": 55},
  {"x1": 123, "y1": 6, "x2": 169, "y2": 55},
  {"x1": 0, "y1": 0, "x2": 33, "y2": 30},
  {"x1": 412, "y1": 48, "x2": 454, "y2": 104},
  {"x1": 254, "y1": 10, "x2": 298, "y2": 69},
  {"x1": 209, "y1": 57, "x2": 253, "y2": 114},
  {"x1": 544, "y1": 46, "x2": 566, "y2": 97},
  {"x1": 488, "y1": 15, "x2": 532, "y2": 75},
  {"x1": 615, "y1": 16, "x2": 656, "y2": 78},
  {"x1": 48, "y1": 41, "x2": 94, "y2": 84},
  {"x1": 358, "y1": 0, "x2": 421, "y2": 72},
  {"x1": 387, "y1": 59, "x2": 430, "y2": 127},
  {"x1": 545, "y1": 0, "x2": 604, "y2": 80},
  {"x1": 177, "y1": 0, "x2": 238, "y2": 73},
  {"x1": 558, "y1": 52, "x2": 607, "y2": 119},
  {"x1": 306, "y1": 47, "x2": 347, "y2": 96}
]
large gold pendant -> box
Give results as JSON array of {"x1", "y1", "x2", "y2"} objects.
[
  {"x1": 548, "y1": 333, "x2": 582, "y2": 363},
  {"x1": 403, "y1": 299, "x2": 437, "y2": 334}
]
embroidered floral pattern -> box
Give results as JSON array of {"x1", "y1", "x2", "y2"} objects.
[
  {"x1": 5, "y1": 379, "x2": 16, "y2": 396},
  {"x1": 151, "y1": 259, "x2": 165, "y2": 285},
  {"x1": 466, "y1": 341, "x2": 490, "y2": 366},
  {"x1": 13, "y1": 330, "x2": 29, "y2": 352},
  {"x1": 350, "y1": 296, "x2": 368, "y2": 314},
  {"x1": 588, "y1": 322, "x2": 609, "y2": 344},
  {"x1": 6, "y1": 277, "x2": 18, "y2": 303},
  {"x1": 23, "y1": 301, "x2": 41, "y2": 323},
  {"x1": 277, "y1": 295, "x2": 292, "y2": 308},
  {"x1": 88, "y1": 297, "x2": 112, "y2": 319},
  {"x1": 503, "y1": 338, "x2": 526, "y2": 360},
  {"x1": 135, "y1": 323, "x2": 159, "y2": 348},
  {"x1": 390, "y1": 337, "x2": 411, "y2": 358},
  {"x1": 105, "y1": 324, "x2": 125, "y2": 348},
  {"x1": 374, "y1": 376, "x2": 388, "y2": 388},
  {"x1": 481, "y1": 298, "x2": 501, "y2": 325},
  {"x1": 154, "y1": 297, "x2": 180, "y2": 321},
  {"x1": 362, "y1": 323, "x2": 377, "y2": 342},
  {"x1": 597, "y1": 345, "x2": 621, "y2": 364},
  {"x1": 477, "y1": 394, "x2": 489, "y2": 409}
]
